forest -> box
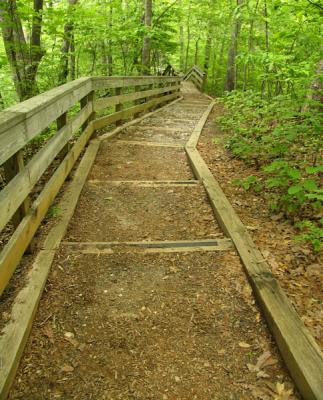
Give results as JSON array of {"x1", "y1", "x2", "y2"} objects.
[{"x1": 0, "y1": 0, "x2": 322, "y2": 250}]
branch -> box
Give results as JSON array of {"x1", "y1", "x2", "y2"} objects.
[
  {"x1": 153, "y1": 0, "x2": 178, "y2": 26},
  {"x1": 306, "y1": 0, "x2": 323, "y2": 10}
]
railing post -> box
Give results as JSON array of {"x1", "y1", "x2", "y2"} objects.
[
  {"x1": 115, "y1": 87, "x2": 123, "y2": 126},
  {"x1": 134, "y1": 85, "x2": 141, "y2": 118},
  {"x1": 57, "y1": 112, "x2": 69, "y2": 158},
  {"x1": 3, "y1": 151, "x2": 33, "y2": 252},
  {"x1": 80, "y1": 90, "x2": 96, "y2": 132}
]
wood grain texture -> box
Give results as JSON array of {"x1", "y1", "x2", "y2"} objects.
[
  {"x1": 94, "y1": 84, "x2": 180, "y2": 111},
  {"x1": 0, "y1": 141, "x2": 99, "y2": 400},
  {"x1": 94, "y1": 91, "x2": 179, "y2": 130},
  {"x1": 0, "y1": 78, "x2": 92, "y2": 166},
  {"x1": 0, "y1": 122, "x2": 94, "y2": 295},
  {"x1": 185, "y1": 103, "x2": 323, "y2": 400},
  {"x1": 0, "y1": 103, "x2": 92, "y2": 232}
]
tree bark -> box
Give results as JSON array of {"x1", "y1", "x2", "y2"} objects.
[
  {"x1": 203, "y1": 20, "x2": 213, "y2": 90},
  {"x1": 225, "y1": 0, "x2": 242, "y2": 92},
  {"x1": 184, "y1": 0, "x2": 191, "y2": 72},
  {"x1": 0, "y1": 0, "x2": 44, "y2": 101},
  {"x1": 142, "y1": 0, "x2": 152, "y2": 75},
  {"x1": 58, "y1": 0, "x2": 78, "y2": 85}
]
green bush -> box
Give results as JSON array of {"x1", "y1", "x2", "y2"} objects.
[{"x1": 217, "y1": 91, "x2": 322, "y2": 251}]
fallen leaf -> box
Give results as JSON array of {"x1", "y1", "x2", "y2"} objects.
[
  {"x1": 239, "y1": 341, "x2": 251, "y2": 348},
  {"x1": 274, "y1": 382, "x2": 293, "y2": 400},
  {"x1": 61, "y1": 364, "x2": 74, "y2": 373},
  {"x1": 64, "y1": 331, "x2": 75, "y2": 339}
]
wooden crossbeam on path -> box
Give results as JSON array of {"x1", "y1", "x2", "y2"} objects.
[
  {"x1": 115, "y1": 139, "x2": 183, "y2": 148},
  {"x1": 61, "y1": 238, "x2": 233, "y2": 254},
  {"x1": 87, "y1": 180, "x2": 200, "y2": 187}
]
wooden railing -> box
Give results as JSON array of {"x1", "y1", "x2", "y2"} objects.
[
  {"x1": 183, "y1": 65, "x2": 206, "y2": 90},
  {"x1": 0, "y1": 75, "x2": 181, "y2": 295}
]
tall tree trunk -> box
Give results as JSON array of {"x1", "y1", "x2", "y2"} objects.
[
  {"x1": 225, "y1": 0, "x2": 242, "y2": 92},
  {"x1": 203, "y1": 20, "x2": 213, "y2": 89},
  {"x1": 58, "y1": 0, "x2": 78, "y2": 85},
  {"x1": 108, "y1": 3, "x2": 113, "y2": 76},
  {"x1": 261, "y1": 0, "x2": 271, "y2": 97},
  {"x1": 70, "y1": 33, "x2": 76, "y2": 80},
  {"x1": 184, "y1": 0, "x2": 191, "y2": 72},
  {"x1": 302, "y1": 58, "x2": 323, "y2": 112},
  {"x1": 243, "y1": 0, "x2": 259, "y2": 91},
  {"x1": 194, "y1": 38, "x2": 199, "y2": 65},
  {"x1": 0, "y1": 0, "x2": 44, "y2": 101},
  {"x1": 179, "y1": 0, "x2": 184, "y2": 71},
  {"x1": 142, "y1": 0, "x2": 152, "y2": 75}
]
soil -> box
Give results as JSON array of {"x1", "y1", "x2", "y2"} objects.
[
  {"x1": 6, "y1": 83, "x2": 301, "y2": 399},
  {"x1": 89, "y1": 142, "x2": 193, "y2": 180},
  {"x1": 197, "y1": 103, "x2": 323, "y2": 349}
]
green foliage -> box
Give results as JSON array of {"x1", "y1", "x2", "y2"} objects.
[
  {"x1": 232, "y1": 176, "x2": 262, "y2": 192},
  {"x1": 218, "y1": 90, "x2": 322, "y2": 251},
  {"x1": 295, "y1": 219, "x2": 323, "y2": 252},
  {"x1": 49, "y1": 205, "x2": 61, "y2": 218}
]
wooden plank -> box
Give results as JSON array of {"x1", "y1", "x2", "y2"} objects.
[
  {"x1": 87, "y1": 180, "x2": 199, "y2": 187},
  {"x1": 115, "y1": 140, "x2": 183, "y2": 148},
  {"x1": 185, "y1": 109, "x2": 323, "y2": 400},
  {"x1": 94, "y1": 91, "x2": 179, "y2": 130},
  {"x1": 186, "y1": 101, "x2": 215, "y2": 148},
  {"x1": 0, "y1": 103, "x2": 92, "y2": 233},
  {"x1": 0, "y1": 78, "x2": 92, "y2": 166},
  {"x1": 92, "y1": 76, "x2": 181, "y2": 91},
  {"x1": 0, "y1": 122, "x2": 95, "y2": 295},
  {"x1": 0, "y1": 140, "x2": 99, "y2": 400},
  {"x1": 115, "y1": 87, "x2": 123, "y2": 126},
  {"x1": 98, "y1": 96, "x2": 184, "y2": 141},
  {"x1": 134, "y1": 125, "x2": 188, "y2": 132},
  {"x1": 61, "y1": 238, "x2": 232, "y2": 254},
  {"x1": 94, "y1": 84, "x2": 181, "y2": 111}
]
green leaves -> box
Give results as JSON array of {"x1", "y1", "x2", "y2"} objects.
[{"x1": 218, "y1": 89, "x2": 322, "y2": 251}]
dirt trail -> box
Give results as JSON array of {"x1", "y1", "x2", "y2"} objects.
[{"x1": 8, "y1": 82, "x2": 299, "y2": 399}]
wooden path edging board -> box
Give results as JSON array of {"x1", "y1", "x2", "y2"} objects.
[
  {"x1": 0, "y1": 140, "x2": 100, "y2": 400},
  {"x1": 185, "y1": 100, "x2": 323, "y2": 400},
  {"x1": 0, "y1": 95, "x2": 185, "y2": 399}
]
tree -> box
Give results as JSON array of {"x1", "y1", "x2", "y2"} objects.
[
  {"x1": 142, "y1": 0, "x2": 152, "y2": 75},
  {"x1": 0, "y1": 0, "x2": 44, "y2": 100},
  {"x1": 225, "y1": 0, "x2": 243, "y2": 91},
  {"x1": 58, "y1": 0, "x2": 78, "y2": 85}
]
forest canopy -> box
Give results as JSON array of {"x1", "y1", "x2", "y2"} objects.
[{"x1": 0, "y1": 0, "x2": 321, "y2": 106}]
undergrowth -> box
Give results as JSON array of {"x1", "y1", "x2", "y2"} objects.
[{"x1": 216, "y1": 91, "x2": 322, "y2": 251}]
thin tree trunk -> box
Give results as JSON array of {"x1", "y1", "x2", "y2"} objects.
[
  {"x1": 203, "y1": 20, "x2": 213, "y2": 90},
  {"x1": 179, "y1": 0, "x2": 184, "y2": 71},
  {"x1": 58, "y1": 0, "x2": 78, "y2": 85},
  {"x1": 225, "y1": 0, "x2": 242, "y2": 92},
  {"x1": 243, "y1": 0, "x2": 259, "y2": 91},
  {"x1": 184, "y1": 0, "x2": 191, "y2": 72},
  {"x1": 108, "y1": 3, "x2": 113, "y2": 75},
  {"x1": 142, "y1": 0, "x2": 152, "y2": 75},
  {"x1": 194, "y1": 38, "x2": 199, "y2": 65},
  {"x1": 261, "y1": 0, "x2": 270, "y2": 97},
  {"x1": 70, "y1": 33, "x2": 75, "y2": 80},
  {"x1": 0, "y1": 0, "x2": 44, "y2": 101}
]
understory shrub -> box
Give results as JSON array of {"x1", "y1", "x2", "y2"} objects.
[{"x1": 217, "y1": 91, "x2": 322, "y2": 251}]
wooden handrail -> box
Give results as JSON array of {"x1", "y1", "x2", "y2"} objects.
[
  {"x1": 183, "y1": 65, "x2": 205, "y2": 90},
  {"x1": 0, "y1": 74, "x2": 182, "y2": 295}
]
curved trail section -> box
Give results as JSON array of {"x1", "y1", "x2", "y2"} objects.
[{"x1": 8, "y1": 83, "x2": 299, "y2": 399}]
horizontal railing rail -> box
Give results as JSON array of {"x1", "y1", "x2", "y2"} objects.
[
  {"x1": 183, "y1": 65, "x2": 205, "y2": 90},
  {"x1": 0, "y1": 74, "x2": 182, "y2": 295}
]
